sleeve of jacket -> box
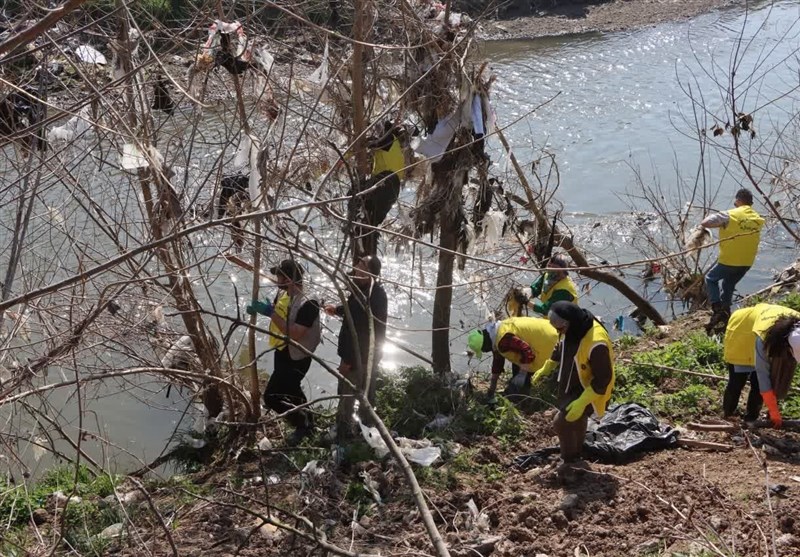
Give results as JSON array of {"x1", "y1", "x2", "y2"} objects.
[
  {"x1": 496, "y1": 333, "x2": 535, "y2": 365},
  {"x1": 371, "y1": 284, "x2": 389, "y2": 346},
  {"x1": 337, "y1": 296, "x2": 361, "y2": 365},
  {"x1": 588, "y1": 344, "x2": 613, "y2": 394}
]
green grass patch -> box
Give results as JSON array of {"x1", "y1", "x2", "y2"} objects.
[
  {"x1": 613, "y1": 332, "x2": 725, "y2": 421},
  {"x1": 375, "y1": 366, "x2": 525, "y2": 446},
  {"x1": 0, "y1": 465, "x2": 118, "y2": 527}
]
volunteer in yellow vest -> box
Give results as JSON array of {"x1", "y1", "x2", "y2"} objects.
[
  {"x1": 348, "y1": 121, "x2": 406, "y2": 257},
  {"x1": 530, "y1": 301, "x2": 615, "y2": 481},
  {"x1": 698, "y1": 188, "x2": 765, "y2": 333},
  {"x1": 529, "y1": 254, "x2": 579, "y2": 316},
  {"x1": 467, "y1": 317, "x2": 559, "y2": 401},
  {"x1": 246, "y1": 259, "x2": 322, "y2": 446},
  {"x1": 723, "y1": 303, "x2": 800, "y2": 428}
]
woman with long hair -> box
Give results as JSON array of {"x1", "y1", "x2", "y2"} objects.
[{"x1": 723, "y1": 303, "x2": 800, "y2": 428}]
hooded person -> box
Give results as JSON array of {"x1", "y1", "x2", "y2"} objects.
[
  {"x1": 722, "y1": 303, "x2": 800, "y2": 428},
  {"x1": 467, "y1": 317, "x2": 559, "y2": 402},
  {"x1": 530, "y1": 301, "x2": 615, "y2": 481},
  {"x1": 246, "y1": 259, "x2": 321, "y2": 445},
  {"x1": 528, "y1": 254, "x2": 579, "y2": 316}
]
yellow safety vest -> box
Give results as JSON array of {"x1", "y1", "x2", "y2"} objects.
[
  {"x1": 372, "y1": 137, "x2": 405, "y2": 180},
  {"x1": 718, "y1": 205, "x2": 764, "y2": 267},
  {"x1": 269, "y1": 292, "x2": 290, "y2": 349},
  {"x1": 573, "y1": 321, "x2": 615, "y2": 417},
  {"x1": 495, "y1": 317, "x2": 559, "y2": 372},
  {"x1": 540, "y1": 276, "x2": 579, "y2": 304},
  {"x1": 723, "y1": 303, "x2": 800, "y2": 366}
]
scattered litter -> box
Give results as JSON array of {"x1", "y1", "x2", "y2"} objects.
[
  {"x1": 481, "y1": 210, "x2": 506, "y2": 250},
  {"x1": 359, "y1": 422, "x2": 441, "y2": 466},
  {"x1": 257, "y1": 437, "x2": 273, "y2": 451},
  {"x1": 96, "y1": 523, "x2": 124, "y2": 541},
  {"x1": 301, "y1": 460, "x2": 325, "y2": 478},
  {"x1": 184, "y1": 437, "x2": 206, "y2": 449},
  {"x1": 74, "y1": 45, "x2": 107, "y2": 65},
  {"x1": 359, "y1": 470, "x2": 382, "y2": 504},
  {"x1": 47, "y1": 106, "x2": 91, "y2": 143},
  {"x1": 425, "y1": 414, "x2": 453, "y2": 431},
  {"x1": 466, "y1": 498, "x2": 490, "y2": 534},
  {"x1": 685, "y1": 226, "x2": 711, "y2": 251},
  {"x1": 29, "y1": 437, "x2": 46, "y2": 462},
  {"x1": 161, "y1": 335, "x2": 195, "y2": 369},
  {"x1": 120, "y1": 143, "x2": 163, "y2": 170},
  {"x1": 253, "y1": 46, "x2": 274, "y2": 74},
  {"x1": 790, "y1": 476, "x2": 800, "y2": 483}
]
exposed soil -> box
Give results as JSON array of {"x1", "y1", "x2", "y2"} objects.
[
  {"x1": 478, "y1": 0, "x2": 741, "y2": 40},
  {"x1": 24, "y1": 308, "x2": 800, "y2": 556},
  {"x1": 99, "y1": 410, "x2": 800, "y2": 556}
]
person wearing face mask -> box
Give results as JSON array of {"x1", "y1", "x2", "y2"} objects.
[
  {"x1": 325, "y1": 256, "x2": 388, "y2": 428},
  {"x1": 530, "y1": 301, "x2": 615, "y2": 481},
  {"x1": 528, "y1": 254, "x2": 579, "y2": 316},
  {"x1": 246, "y1": 259, "x2": 321, "y2": 445}
]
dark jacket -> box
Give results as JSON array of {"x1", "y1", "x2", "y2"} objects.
[{"x1": 336, "y1": 280, "x2": 388, "y2": 369}]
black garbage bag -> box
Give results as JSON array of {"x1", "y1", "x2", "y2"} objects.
[
  {"x1": 513, "y1": 403, "x2": 679, "y2": 470},
  {"x1": 584, "y1": 403, "x2": 679, "y2": 464}
]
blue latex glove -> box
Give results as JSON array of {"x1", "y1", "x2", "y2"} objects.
[{"x1": 246, "y1": 300, "x2": 274, "y2": 317}]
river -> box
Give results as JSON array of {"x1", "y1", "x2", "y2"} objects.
[{"x1": 6, "y1": 0, "x2": 800, "y2": 477}]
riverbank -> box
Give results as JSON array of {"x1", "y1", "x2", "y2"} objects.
[
  {"x1": 478, "y1": 0, "x2": 741, "y2": 40},
  {"x1": 6, "y1": 306, "x2": 800, "y2": 555}
]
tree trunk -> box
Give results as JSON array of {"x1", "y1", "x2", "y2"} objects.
[{"x1": 431, "y1": 170, "x2": 465, "y2": 375}]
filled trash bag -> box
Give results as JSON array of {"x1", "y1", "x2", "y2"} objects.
[
  {"x1": 583, "y1": 403, "x2": 679, "y2": 463},
  {"x1": 514, "y1": 403, "x2": 679, "y2": 470}
]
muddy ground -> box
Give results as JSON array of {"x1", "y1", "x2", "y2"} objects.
[
  {"x1": 105, "y1": 409, "x2": 800, "y2": 556},
  {"x1": 97, "y1": 310, "x2": 800, "y2": 557},
  {"x1": 478, "y1": 0, "x2": 741, "y2": 40}
]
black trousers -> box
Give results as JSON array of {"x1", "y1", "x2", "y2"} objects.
[
  {"x1": 723, "y1": 364, "x2": 763, "y2": 422},
  {"x1": 348, "y1": 171, "x2": 401, "y2": 257},
  {"x1": 263, "y1": 348, "x2": 313, "y2": 430}
]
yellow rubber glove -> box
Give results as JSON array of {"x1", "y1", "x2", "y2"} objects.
[
  {"x1": 531, "y1": 359, "x2": 558, "y2": 386},
  {"x1": 564, "y1": 385, "x2": 600, "y2": 422}
]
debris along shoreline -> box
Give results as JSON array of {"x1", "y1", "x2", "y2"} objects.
[
  {"x1": 7, "y1": 308, "x2": 800, "y2": 556},
  {"x1": 477, "y1": 0, "x2": 741, "y2": 40}
]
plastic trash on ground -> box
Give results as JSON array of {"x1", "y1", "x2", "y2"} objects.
[
  {"x1": 302, "y1": 459, "x2": 325, "y2": 478},
  {"x1": 359, "y1": 422, "x2": 442, "y2": 466},
  {"x1": 74, "y1": 45, "x2": 107, "y2": 65},
  {"x1": 513, "y1": 403, "x2": 679, "y2": 470},
  {"x1": 466, "y1": 498, "x2": 490, "y2": 534},
  {"x1": 48, "y1": 106, "x2": 91, "y2": 143}
]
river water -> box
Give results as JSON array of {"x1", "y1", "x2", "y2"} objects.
[{"x1": 7, "y1": 0, "x2": 800, "y2": 476}]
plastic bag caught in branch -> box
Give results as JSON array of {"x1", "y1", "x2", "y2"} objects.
[
  {"x1": 120, "y1": 143, "x2": 163, "y2": 170},
  {"x1": 47, "y1": 106, "x2": 91, "y2": 143}
]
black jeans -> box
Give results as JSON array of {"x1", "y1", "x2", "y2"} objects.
[
  {"x1": 348, "y1": 171, "x2": 401, "y2": 257},
  {"x1": 723, "y1": 364, "x2": 763, "y2": 422},
  {"x1": 264, "y1": 348, "x2": 313, "y2": 430}
]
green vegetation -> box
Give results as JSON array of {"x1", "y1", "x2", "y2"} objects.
[
  {"x1": 613, "y1": 332, "x2": 725, "y2": 420},
  {"x1": 375, "y1": 366, "x2": 525, "y2": 445},
  {"x1": 0, "y1": 465, "x2": 121, "y2": 556}
]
